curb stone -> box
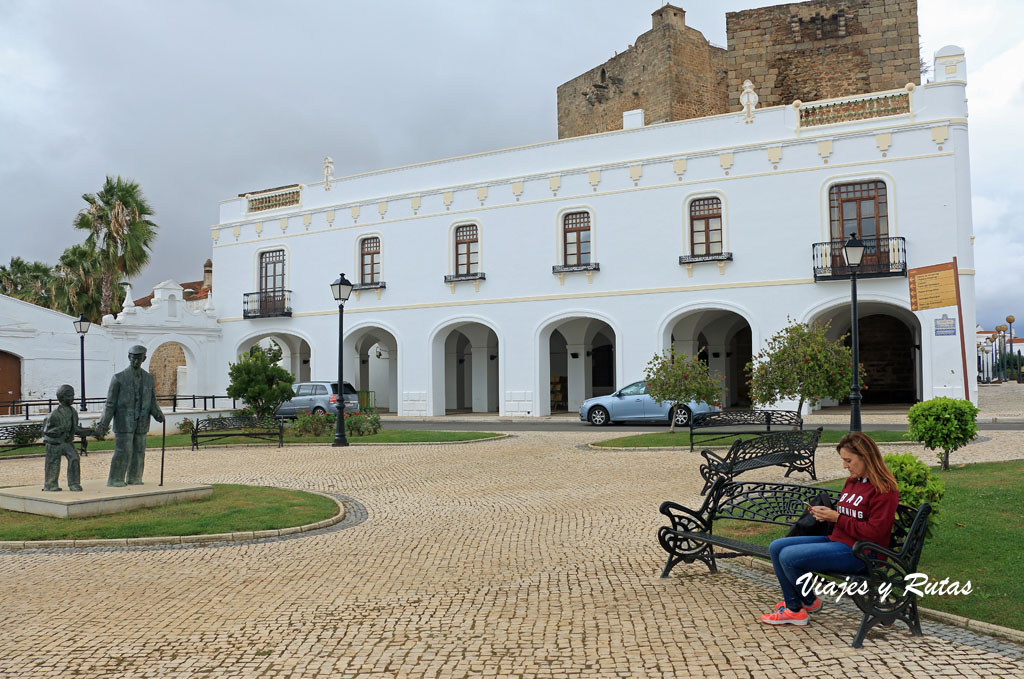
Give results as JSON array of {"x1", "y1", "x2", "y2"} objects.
[{"x1": 0, "y1": 488, "x2": 345, "y2": 551}]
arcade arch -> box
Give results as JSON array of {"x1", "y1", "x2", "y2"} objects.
[
  {"x1": 345, "y1": 325, "x2": 399, "y2": 412},
  {"x1": 428, "y1": 320, "x2": 499, "y2": 414},
  {"x1": 810, "y1": 302, "x2": 921, "y2": 404},
  {"x1": 665, "y1": 308, "x2": 752, "y2": 407},
  {"x1": 236, "y1": 332, "x2": 312, "y2": 383},
  {"x1": 538, "y1": 316, "x2": 616, "y2": 415}
]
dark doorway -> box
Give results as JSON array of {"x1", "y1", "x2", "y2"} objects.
[
  {"x1": 846, "y1": 314, "x2": 916, "y2": 403},
  {"x1": 0, "y1": 351, "x2": 21, "y2": 414}
]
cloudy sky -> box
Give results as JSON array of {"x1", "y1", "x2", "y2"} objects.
[{"x1": 1, "y1": 0, "x2": 1020, "y2": 329}]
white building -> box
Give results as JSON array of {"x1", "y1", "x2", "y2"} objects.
[{"x1": 208, "y1": 47, "x2": 975, "y2": 418}]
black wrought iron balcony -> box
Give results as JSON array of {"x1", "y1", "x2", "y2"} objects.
[
  {"x1": 243, "y1": 290, "x2": 292, "y2": 318},
  {"x1": 812, "y1": 237, "x2": 907, "y2": 281}
]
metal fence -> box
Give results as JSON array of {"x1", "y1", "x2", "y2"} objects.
[{"x1": 0, "y1": 395, "x2": 237, "y2": 420}]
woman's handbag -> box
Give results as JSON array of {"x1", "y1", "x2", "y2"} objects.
[{"x1": 786, "y1": 490, "x2": 835, "y2": 537}]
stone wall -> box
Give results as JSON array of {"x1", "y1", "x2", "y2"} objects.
[
  {"x1": 149, "y1": 342, "x2": 185, "y2": 402},
  {"x1": 726, "y1": 0, "x2": 920, "y2": 109},
  {"x1": 556, "y1": 6, "x2": 727, "y2": 139}
]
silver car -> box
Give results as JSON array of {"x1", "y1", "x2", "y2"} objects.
[
  {"x1": 276, "y1": 381, "x2": 360, "y2": 418},
  {"x1": 578, "y1": 380, "x2": 717, "y2": 426}
]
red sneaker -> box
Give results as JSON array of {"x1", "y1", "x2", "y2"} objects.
[
  {"x1": 760, "y1": 606, "x2": 809, "y2": 626},
  {"x1": 774, "y1": 597, "x2": 822, "y2": 614}
]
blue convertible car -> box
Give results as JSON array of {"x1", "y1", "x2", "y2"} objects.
[{"x1": 578, "y1": 380, "x2": 717, "y2": 426}]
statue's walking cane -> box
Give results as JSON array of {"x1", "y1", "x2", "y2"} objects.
[{"x1": 159, "y1": 419, "x2": 166, "y2": 487}]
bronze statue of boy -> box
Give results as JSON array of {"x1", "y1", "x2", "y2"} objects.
[
  {"x1": 94, "y1": 345, "x2": 165, "y2": 487},
  {"x1": 42, "y1": 384, "x2": 94, "y2": 492}
]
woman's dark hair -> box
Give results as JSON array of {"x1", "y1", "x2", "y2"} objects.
[{"x1": 837, "y1": 432, "x2": 898, "y2": 494}]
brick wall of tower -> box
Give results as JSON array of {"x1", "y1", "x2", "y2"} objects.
[
  {"x1": 725, "y1": 0, "x2": 920, "y2": 109},
  {"x1": 556, "y1": 22, "x2": 727, "y2": 139}
]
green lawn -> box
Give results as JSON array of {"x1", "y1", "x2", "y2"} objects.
[
  {"x1": 592, "y1": 429, "x2": 912, "y2": 448},
  {"x1": 0, "y1": 484, "x2": 338, "y2": 541},
  {"x1": 0, "y1": 429, "x2": 504, "y2": 457},
  {"x1": 711, "y1": 460, "x2": 1024, "y2": 631}
]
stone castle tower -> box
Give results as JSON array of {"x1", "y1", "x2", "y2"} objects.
[{"x1": 557, "y1": 0, "x2": 920, "y2": 139}]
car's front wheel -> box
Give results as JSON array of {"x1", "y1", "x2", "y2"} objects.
[
  {"x1": 588, "y1": 406, "x2": 611, "y2": 426},
  {"x1": 672, "y1": 405, "x2": 692, "y2": 427}
]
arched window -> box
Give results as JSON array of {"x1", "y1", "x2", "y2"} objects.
[
  {"x1": 829, "y1": 181, "x2": 888, "y2": 241},
  {"x1": 689, "y1": 198, "x2": 722, "y2": 256},
  {"x1": 360, "y1": 237, "x2": 380, "y2": 284},
  {"x1": 563, "y1": 211, "x2": 591, "y2": 266},
  {"x1": 454, "y1": 224, "x2": 479, "y2": 275}
]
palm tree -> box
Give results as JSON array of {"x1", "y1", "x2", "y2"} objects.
[
  {"x1": 50, "y1": 244, "x2": 108, "y2": 322},
  {"x1": 0, "y1": 256, "x2": 54, "y2": 306},
  {"x1": 73, "y1": 176, "x2": 158, "y2": 316}
]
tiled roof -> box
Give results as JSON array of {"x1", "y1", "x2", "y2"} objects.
[{"x1": 133, "y1": 280, "x2": 206, "y2": 308}]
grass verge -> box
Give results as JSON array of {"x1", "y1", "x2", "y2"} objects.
[
  {"x1": 711, "y1": 460, "x2": 1024, "y2": 631},
  {"x1": 592, "y1": 429, "x2": 912, "y2": 448},
  {"x1": 0, "y1": 484, "x2": 338, "y2": 541},
  {"x1": 0, "y1": 430, "x2": 504, "y2": 457}
]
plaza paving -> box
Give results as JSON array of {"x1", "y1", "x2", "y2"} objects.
[{"x1": 1, "y1": 431, "x2": 1022, "y2": 678}]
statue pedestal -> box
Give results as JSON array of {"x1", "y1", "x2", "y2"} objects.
[{"x1": 0, "y1": 480, "x2": 213, "y2": 518}]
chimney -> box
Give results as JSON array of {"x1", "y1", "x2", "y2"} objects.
[
  {"x1": 203, "y1": 259, "x2": 213, "y2": 289},
  {"x1": 623, "y1": 109, "x2": 645, "y2": 130},
  {"x1": 652, "y1": 4, "x2": 685, "y2": 30}
]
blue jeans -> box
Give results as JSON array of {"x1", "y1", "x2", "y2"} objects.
[{"x1": 768, "y1": 536, "x2": 865, "y2": 611}]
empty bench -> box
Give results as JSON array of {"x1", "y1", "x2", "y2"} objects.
[
  {"x1": 190, "y1": 416, "x2": 284, "y2": 450},
  {"x1": 658, "y1": 477, "x2": 931, "y2": 648},
  {"x1": 688, "y1": 409, "x2": 802, "y2": 451},
  {"x1": 0, "y1": 422, "x2": 45, "y2": 454},
  {"x1": 699, "y1": 427, "x2": 823, "y2": 493}
]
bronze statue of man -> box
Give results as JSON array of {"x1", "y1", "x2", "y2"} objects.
[
  {"x1": 42, "y1": 384, "x2": 93, "y2": 492},
  {"x1": 95, "y1": 345, "x2": 164, "y2": 487}
]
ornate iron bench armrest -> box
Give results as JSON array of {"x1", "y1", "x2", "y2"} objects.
[{"x1": 658, "y1": 499, "x2": 712, "y2": 533}]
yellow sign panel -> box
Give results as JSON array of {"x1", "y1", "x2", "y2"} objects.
[{"x1": 908, "y1": 262, "x2": 957, "y2": 311}]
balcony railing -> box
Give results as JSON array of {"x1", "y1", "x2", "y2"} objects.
[
  {"x1": 243, "y1": 290, "x2": 292, "y2": 318},
  {"x1": 812, "y1": 237, "x2": 907, "y2": 281}
]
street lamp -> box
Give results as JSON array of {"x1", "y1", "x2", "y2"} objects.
[
  {"x1": 1007, "y1": 315, "x2": 1017, "y2": 381},
  {"x1": 72, "y1": 314, "x2": 91, "y2": 411},
  {"x1": 843, "y1": 234, "x2": 866, "y2": 432},
  {"x1": 330, "y1": 273, "x2": 354, "y2": 447},
  {"x1": 997, "y1": 324, "x2": 1009, "y2": 381}
]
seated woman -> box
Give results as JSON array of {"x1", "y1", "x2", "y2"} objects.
[{"x1": 760, "y1": 431, "x2": 899, "y2": 626}]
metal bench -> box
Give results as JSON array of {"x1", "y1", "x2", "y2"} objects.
[
  {"x1": 688, "y1": 409, "x2": 802, "y2": 451},
  {"x1": 699, "y1": 427, "x2": 823, "y2": 493},
  {"x1": 658, "y1": 477, "x2": 931, "y2": 648},
  {"x1": 0, "y1": 422, "x2": 45, "y2": 454},
  {"x1": 190, "y1": 416, "x2": 284, "y2": 450}
]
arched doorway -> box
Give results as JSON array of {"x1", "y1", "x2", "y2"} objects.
[
  {"x1": 810, "y1": 303, "x2": 921, "y2": 404},
  {"x1": 347, "y1": 326, "x2": 399, "y2": 413},
  {"x1": 665, "y1": 309, "x2": 752, "y2": 408},
  {"x1": 237, "y1": 333, "x2": 312, "y2": 383},
  {"x1": 0, "y1": 350, "x2": 21, "y2": 414},
  {"x1": 429, "y1": 321, "x2": 498, "y2": 414},
  {"x1": 540, "y1": 317, "x2": 616, "y2": 414},
  {"x1": 150, "y1": 342, "x2": 187, "y2": 405}
]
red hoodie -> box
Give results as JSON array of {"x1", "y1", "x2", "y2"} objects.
[{"x1": 828, "y1": 477, "x2": 899, "y2": 549}]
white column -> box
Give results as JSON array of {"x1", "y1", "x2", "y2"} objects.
[
  {"x1": 388, "y1": 351, "x2": 398, "y2": 413},
  {"x1": 471, "y1": 346, "x2": 489, "y2": 412},
  {"x1": 566, "y1": 343, "x2": 587, "y2": 410},
  {"x1": 445, "y1": 350, "x2": 458, "y2": 410}
]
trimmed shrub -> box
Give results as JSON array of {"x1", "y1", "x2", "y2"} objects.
[
  {"x1": 176, "y1": 418, "x2": 194, "y2": 435},
  {"x1": 884, "y1": 452, "x2": 945, "y2": 531},
  {"x1": 907, "y1": 397, "x2": 979, "y2": 470}
]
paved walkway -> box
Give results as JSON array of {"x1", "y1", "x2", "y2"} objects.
[{"x1": 1, "y1": 432, "x2": 1022, "y2": 678}]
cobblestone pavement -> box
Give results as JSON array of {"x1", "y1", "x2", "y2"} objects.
[{"x1": 1, "y1": 432, "x2": 1022, "y2": 678}]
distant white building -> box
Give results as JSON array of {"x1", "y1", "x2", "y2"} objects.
[{"x1": 207, "y1": 47, "x2": 977, "y2": 417}]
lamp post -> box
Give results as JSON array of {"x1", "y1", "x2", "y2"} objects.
[
  {"x1": 72, "y1": 315, "x2": 91, "y2": 411},
  {"x1": 997, "y1": 324, "x2": 1009, "y2": 381},
  {"x1": 843, "y1": 234, "x2": 865, "y2": 432},
  {"x1": 1007, "y1": 315, "x2": 1017, "y2": 381},
  {"x1": 330, "y1": 273, "x2": 354, "y2": 447}
]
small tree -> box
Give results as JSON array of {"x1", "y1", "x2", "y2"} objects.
[
  {"x1": 644, "y1": 349, "x2": 724, "y2": 432},
  {"x1": 746, "y1": 318, "x2": 863, "y2": 415},
  {"x1": 226, "y1": 342, "x2": 295, "y2": 420},
  {"x1": 907, "y1": 397, "x2": 979, "y2": 471}
]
